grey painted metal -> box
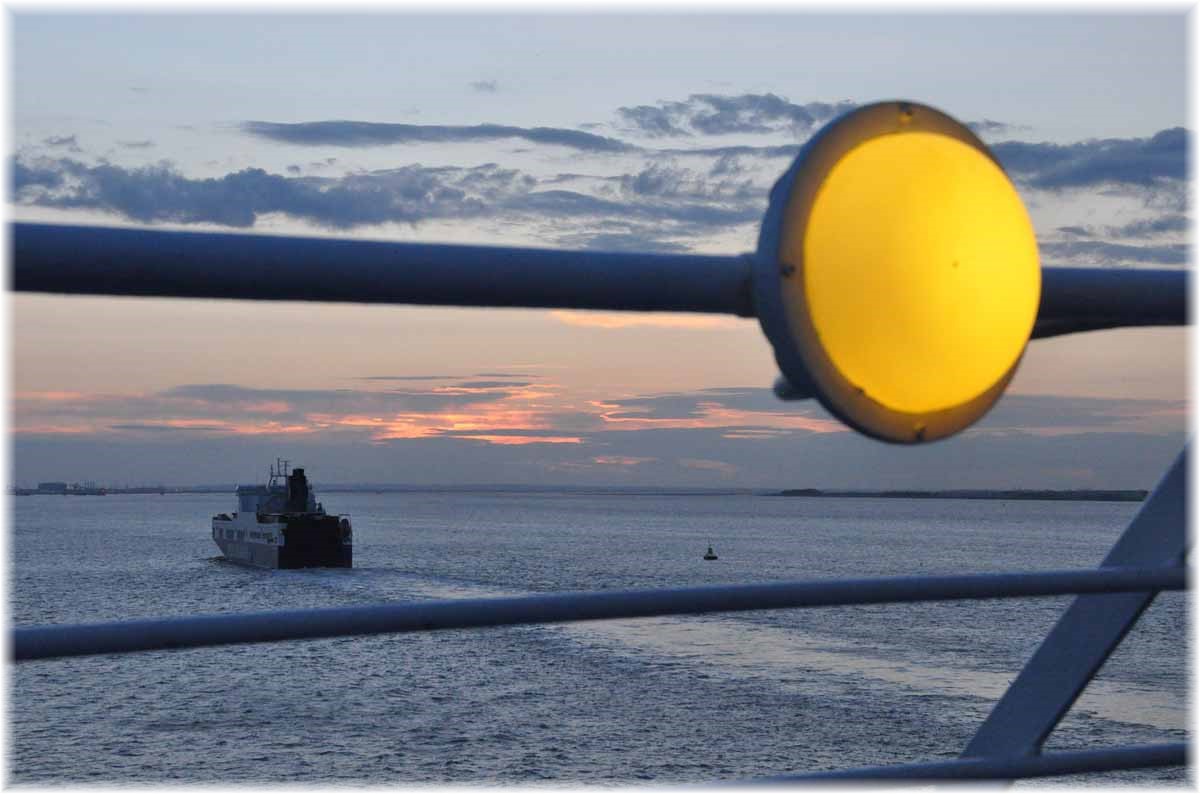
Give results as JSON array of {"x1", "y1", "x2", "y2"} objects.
[
  {"x1": 11, "y1": 222, "x2": 756, "y2": 316},
  {"x1": 963, "y1": 447, "x2": 1189, "y2": 759},
  {"x1": 10, "y1": 225, "x2": 1187, "y2": 340},
  {"x1": 1033, "y1": 267, "x2": 1189, "y2": 338},
  {"x1": 756, "y1": 742, "x2": 1186, "y2": 782},
  {"x1": 13, "y1": 566, "x2": 1184, "y2": 661}
]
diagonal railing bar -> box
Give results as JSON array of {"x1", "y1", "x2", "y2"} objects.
[
  {"x1": 754, "y1": 742, "x2": 1186, "y2": 782},
  {"x1": 12, "y1": 566, "x2": 1184, "y2": 661},
  {"x1": 963, "y1": 447, "x2": 1189, "y2": 760},
  {"x1": 10, "y1": 223, "x2": 1189, "y2": 339}
]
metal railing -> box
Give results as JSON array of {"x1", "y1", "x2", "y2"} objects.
[
  {"x1": 11, "y1": 448, "x2": 1187, "y2": 781},
  {"x1": 9, "y1": 220, "x2": 1191, "y2": 782},
  {"x1": 11, "y1": 223, "x2": 1189, "y2": 337}
]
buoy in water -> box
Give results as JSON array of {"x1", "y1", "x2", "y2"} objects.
[{"x1": 703, "y1": 545, "x2": 718, "y2": 561}]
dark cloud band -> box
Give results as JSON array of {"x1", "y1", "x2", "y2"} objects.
[
  {"x1": 618, "y1": 94, "x2": 858, "y2": 138},
  {"x1": 11, "y1": 156, "x2": 763, "y2": 244},
  {"x1": 242, "y1": 120, "x2": 633, "y2": 154},
  {"x1": 1040, "y1": 240, "x2": 1188, "y2": 267},
  {"x1": 992, "y1": 128, "x2": 1187, "y2": 189}
]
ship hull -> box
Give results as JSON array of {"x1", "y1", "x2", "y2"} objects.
[{"x1": 213, "y1": 514, "x2": 352, "y2": 569}]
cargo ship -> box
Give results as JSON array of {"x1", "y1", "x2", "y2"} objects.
[{"x1": 212, "y1": 460, "x2": 352, "y2": 569}]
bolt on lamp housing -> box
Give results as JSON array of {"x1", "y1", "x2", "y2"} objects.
[{"x1": 755, "y1": 101, "x2": 1041, "y2": 444}]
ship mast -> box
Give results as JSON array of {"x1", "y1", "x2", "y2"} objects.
[{"x1": 268, "y1": 458, "x2": 290, "y2": 487}]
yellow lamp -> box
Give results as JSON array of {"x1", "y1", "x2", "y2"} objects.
[{"x1": 755, "y1": 101, "x2": 1040, "y2": 443}]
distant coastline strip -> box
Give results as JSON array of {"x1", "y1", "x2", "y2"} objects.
[
  {"x1": 13, "y1": 566, "x2": 1184, "y2": 661},
  {"x1": 778, "y1": 488, "x2": 1149, "y2": 502}
]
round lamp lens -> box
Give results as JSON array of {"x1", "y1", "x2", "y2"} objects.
[{"x1": 781, "y1": 121, "x2": 1040, "y2": 421}]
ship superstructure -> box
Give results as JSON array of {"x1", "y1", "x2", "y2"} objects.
[{"x1": 212, "y1": 459, "x2": 352, "y2": 569}]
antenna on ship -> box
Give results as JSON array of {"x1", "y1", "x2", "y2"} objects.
[{"x1": 268, "y1": 458, "x2": 290, "y2": 488}]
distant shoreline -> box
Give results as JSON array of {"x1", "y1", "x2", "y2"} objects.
[
  {"x1": 777, "y1": 488, "x2": 1148, "y2": 502},
  {"x1": 12, "y1": 484, "x2": 1150, "y2": 502}
]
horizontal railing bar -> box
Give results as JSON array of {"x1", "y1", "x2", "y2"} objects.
[
  {"x1": 11, "y1": 223, "x2": 756, "y2": 316},
  {"x1": 754, "y1": 742, "x2": 1186, "y2": 782},
  {"x1": 1033, "y1": 267, "x2": 1189, "y2": 339},
  {"x1": 11, "y1": 225, "x2": 1189, "y2": 339},
  {"x1": 13, "y1": 566, "x2": 1184, "y2": 661}
]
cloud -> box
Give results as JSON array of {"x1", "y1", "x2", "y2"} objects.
[
  {"x1": 448, "y1": 434, "x2": 582, "y2": 445},
  {"x1": 37, "y1": 384, "x2": 1177, "y2": 454},
  {"x1": 509, "y1": 187, "x2": 761, "y2": 228},
  {"x1": 12, "y1": 156, "x2": 761, "y2": 246},
  {"x1": 1046, "y1": 209, "x2": 1185, "y2": 253},
  {"x1": 242, "y1": 120, "x2": 633, "y2": 153},
  {"x1": 709, "y1": 153, "x2": 747, "y2": 177},
  {"x1": 12, "y1": 384, "x2": 1188, "y2": 488},
  {"x1": 12, "y1": 158, "x2": 521, "y2": 229},
  {"x1": 452, "y1": 380, "x2": 534, "y2": 390},
  {"x1": 618, "y1": 162, "x2": 758, "y2": 203},
  {"x1": 618, "y1": 94, "x2": 857, "y2": 138},
  {"x1": 539, "y1": 209, "x2": 754, "y2": 253},
  {"x1": 44, "y1": 134, "x2": 81, "y2": 152},
  {"x1": 14, "y1": 422, "x2": 1186, "y2": 490},
  {"x1": 39, "y1": 383, "x2": 1180, "y2": 453},
  {"x1": 658, "y1": 143, "x2": 800, "y2": 159},
  {"x1": 243, "y1": 95, "x2": 1017, "y2": 158},
  {"x1": 624, "y1": 162, "x2": 688, "y2": 197},
  {"x1": 678, "y1": 457, "x2": 738, "y2": 475},
  {"x1": 359, "y1": 372, "x2": 540, "y2": 382},
  {"x1": 12, "y1": 114, "x2": 1188, "y2": 260},
  {"x1": 992, "y1": 128, "x2": 1187, "y2": 190},
  {"x1": 109, "y1": 422, "x2": 229, "y2": 432},
  {"x1": 1110, "y1": 213, "x2": 1189, "y2": 238},
  {"x1": 1053, "y1": 213, "x2": 1189, "y2": 243},
  {"x1": 358, "y1": 375, "x2": 460, "y2": 381},
  {"x1": 160, "y1": 382, "x2": 540, "y2": 414},
  {"x1": 592, "y1": 455, "x2": 655, "y2": 466},
  {"x1": 1039, "y1": 240, "x2": 1188, "y2": 267},
  {"x1": 977, "y1": 394, "x2": 1186, "y2": 435},
  {"x1": 599, "y1": 388, "x2": 799, "y2": 421},
  {"x1": 13, "y1": 391, "x2": 89, "y2": 401},
  {"x1": 591, "y1": 393, "x2": 843, "y2": 435},
  {"x1": 15, "y1": 379, "x2": 842, "y2": 449},
  {"x1": 470, "y1": 80, "x2": 499, "y2": 93},
  {"x1": 618, "y1": 94, "x2": 1016, "y2": 143},
  {"x1": 556, "y1": 231, "x2": 693, "y2": 254},
  {"x1": 15, "y1": 378, "x2": 568, "y2": 446},
  {"x1": 967, "y1": 119, "x2": 1024, "y2": 137},
  {"x1": 616, "y1": 105, "x2": 688, "y2": 137},
  {"x1": 14, "y1": 380, "x2": 548, "y2": 432},
  {"x1": 12, "y1": 158, "x2": 65, "y2": 191}
]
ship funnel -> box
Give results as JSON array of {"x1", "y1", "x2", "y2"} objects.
[
  {"x1": 754, "y1": 101, "x2": 1041, "y2": 444},
  {"x1": 287, "y1": 468, "x2": 310, "y2": 512}
]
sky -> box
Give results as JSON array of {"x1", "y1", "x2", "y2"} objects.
[{"x1": 7, "y1": 10, "x2": 1191, "y2": 489}]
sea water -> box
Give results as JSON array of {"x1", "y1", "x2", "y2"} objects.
[{"x1": 8, "y1": 491, "x2": 1188, "y2": 784}]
